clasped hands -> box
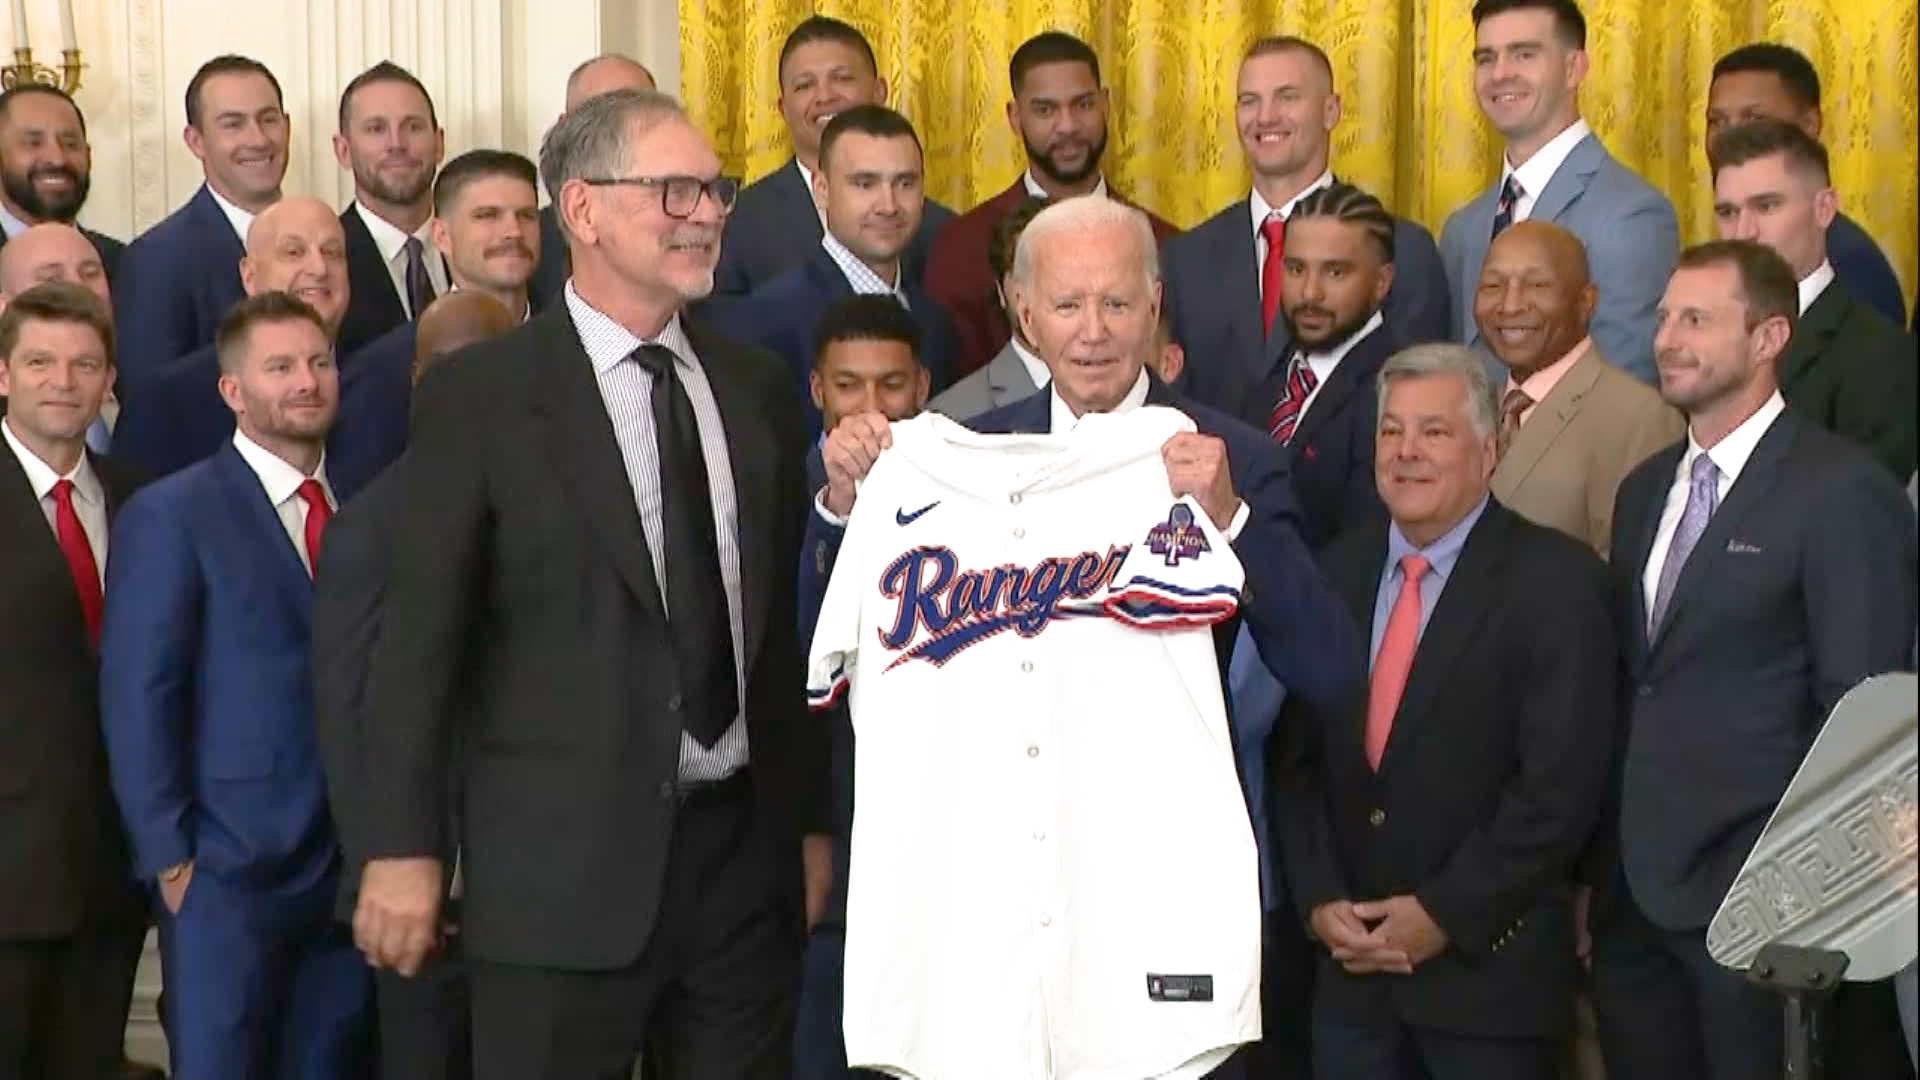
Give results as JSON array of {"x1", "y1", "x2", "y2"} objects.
[{"x1": 1310, "y1": 895, "x2": 1449, "y2": 976}]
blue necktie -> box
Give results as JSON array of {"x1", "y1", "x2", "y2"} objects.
[
  {"x1": 1650, "y1": 453, "x2": 1720, "y2": 635},
  {"x1": 1491, "y1": 175, "x2": 1522, "y2": 239}
]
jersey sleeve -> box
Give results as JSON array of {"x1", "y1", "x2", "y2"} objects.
[
  {"x1": 1104, "y1": 495, "x2": 1245, "y2": 629},
  {"x1": 806, "y1": 468, "x2": 875, "y2": 712}
]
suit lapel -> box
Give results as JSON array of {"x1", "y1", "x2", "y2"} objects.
[
  {"x1": 1527, "y1": 134, "x2": 1604, "y2": 225},
  {"x1": 340, "y1": 205, "x2": 407, "y2": 320},
  {"x1": 1776, "y1": 285, "x2": 1849, "y2": 395},
  {"x1": 1646, "y1": 414, "x2": 1797, "y2": 655},
  {"x1": 1214, "y1": 202, "x2": 1276, "y2": 385},
  {"x1": 1331, "y1": 526, "x2": 1388, "y2": 765},
  {"x1": 1289, "y1": 327, "x2": 1391, "y2": 451},
  {"x1": 1380, "y1": 504, "x2": 1509, "y2": 773},
  {"x1": 210, "y1": 445, "x2": 313, "y2": 619},
  {"x1": 188, "y1": 184, "x2": 247, "y2": 263},
  {"x1": 774, "y1": 158, "x2": 826, "y2": 250},
  {"x1": 0, "y1": 450, "x2": 85, "y2": 621},
  {"x1": 986, "y1": 344, "x2": 1037, "y2": 407},
  {"x1": 529, "y1": 310, "x2": 668, "y2": 621},
  {"x1": 1495, "y1": 350, "x2": 1605, "y2": 493},
  {"x1": 686, "y1": 320, "x2": 777, "y2": 666}
]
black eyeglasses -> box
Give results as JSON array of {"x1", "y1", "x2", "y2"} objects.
[{"x1": 581, "y1": 175, "x2": 741, "y2": 219}]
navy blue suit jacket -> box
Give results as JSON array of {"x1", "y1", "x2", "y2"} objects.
[
  {"x1": 714, "y1": 158, "x2": 954, "y2": 300},
  {"x1": 111, "y1": 185, "x2": 248, "y2": 387},
  {"x1": 1238, "y1": 326, "x2": 1396, "y2": 551},
  {"x1": 328, "y1": 323, "x2": 418, "y2": 499},
  {"x1": 798, "y1": 379, "x2": 1362, "y2": 709},
  {"x1": 1828, "y1": 211, "x2": 1906, "y2": 328},
  {"x1": 1165, "y1": 195, "x2": 1450, "y2": 412},
  {"x1": 100, "y1": 444, "x2": 340, "y2": 900},
  {"x1": 732, "y1": 246, "x2": 960, "y2": 439}
]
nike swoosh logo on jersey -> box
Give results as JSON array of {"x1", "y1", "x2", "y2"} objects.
[{"x1": 896, "y1": 501, "x2": 940, "y2": 526}]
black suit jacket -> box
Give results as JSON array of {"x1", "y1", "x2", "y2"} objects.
[
  {"x1": 713, "y1": 158, "x2": 954, "y2": 299},
  {"x1": 1165, "y1": 195, "x2": 1451, "y2": 412},
  {"x1": 1777, "y1": 282, "x2": 1918, "y2": 481},
  {"x1": 1239, "y1": 325, "x2": 1396, "y2": 550},
  {"x1": 0, "y1": 448, "x2": 146, "y2": 939},
  {"x1": 360, "y1": 306, "x2": 821, "y2": 971},
  {"x1": 1608, "y1": 412, "x2": 1918, "y2": 930},
  {"x1": 337, "y1": 204, "x2": 432, "y2": 359},
  {"x1": 530, "y1": 204, "x2": 569, "y2": 310},
  {"x1": 0, "y1": 223, "x2": 125, "y2": 284}
]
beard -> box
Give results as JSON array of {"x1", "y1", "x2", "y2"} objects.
[
  {"x1": 1282, "y1": 302, "x2": 1377, "y2": 353},
  {"x1": 352, "y1": 156, "x2": 434, "y2": 207},
  {"x1": 1023, "y1": 128, "x2": 1108, "y2": 187},
  {"x1": 1, "y1": 161, "x2": 89, "y2": 222}
]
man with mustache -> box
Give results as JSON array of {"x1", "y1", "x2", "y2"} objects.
[
  {"x1": 111, "y1": 198, "x2": 351, "y2": 484},
  {"x1": 714, "y1": 16, "x2": 953, "y2": 301},
  {"x1": 114, "y1": 55, "x2": 290, "y2": 384},
  {"x1": 333, "y1": 61, "x2": 448, "y2": 357},
  {"x1": 923, "y1": 30, "x2": 1178, "y2": 381},
  {"x1": 733, "y1": 105, "x2": 960, "y2": 439},
  {"x1": 1439, "y1": 0, "x2": 1677, "y2": 384},
  {"x1": 329, "y1": 149, "x2": 544, "y2": 495},
  {"x1": 1166, "y1": 36, "x2": 1450, "y2": 413},
  {"x1": 530, "y1": 54, "x2": 656, "y2": 309},
  {"x1": 0, "y1": 86, "x2": 124, "y2": 283}
]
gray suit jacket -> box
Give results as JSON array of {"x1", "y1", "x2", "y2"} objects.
[
  {"x1": 927, "y1": 341, "x2": 1040, "y2": 421},
  {"x1": 1441, "y1": 132, "x2": 1678, "y2": 385}
]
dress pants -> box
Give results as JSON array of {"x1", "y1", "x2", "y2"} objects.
[
  {"x1": 157, "y1": 869, "x2": 374, "y2": 1080},
  {"x1": 0, "y1": 912, "x2": 147, "y2": 1080},
  {"x1": 376, "y1": 921, "x2": 472, "y2": 1080},
  {"x1": 1312, "y1": 1011, "x2": 1557, "y2": 1080},
  {"x1": 468, "y1": 776, "x2": 803, "y2": 1080},
  {"x1": 1245, "y1": 901, "x2": 1315, "y2": 1080}
]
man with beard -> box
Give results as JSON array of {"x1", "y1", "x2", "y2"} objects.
[
  {"x1": 923, "y1": 30, "x2": 1178, "y2": 380},
  {"x1": 332, "y1": 62, "x2": 447, "y2": 357},
  {"x1": 1166, "y1": 38, "x2": 1449, "y2": 413},
  {"x1": 0, "y1": 87, "x2": 124, "y2": 282},
  {"x1": 733, "y1": 105, "x2": 959, "y2": 439},
  {"x1": 1439, "y1": 0, "x2": 1677, "y2": 384},
  {"x1": 102, "y1": 290, "x2": 373, "y2": 1080},
  {"x1": 530, "y1": 54, "x2": 656, "y2": 308},
  {"x1": 1590, "y1": 240, "x2": 1916, "y2": 1080},
  {"x1": 329, "y1": 149, "x2": 543, "y2": 495},
  {"x1": 714, "y1": 16, "x2": 954, "y2": 301},
  {"x1": 115, "y1": 55, "x2": 290, "y2": 384},
  {"x1": 111, "y1": 198, "x2": 350, "y2": 484}
]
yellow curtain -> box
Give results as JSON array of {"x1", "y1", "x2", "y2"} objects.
[{"x1": 681, "y1": 0, "x2": 1919, "y2": 304}]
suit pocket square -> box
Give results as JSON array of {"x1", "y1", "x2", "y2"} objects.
[{"x1": 1726, "y1": 539, "x2": 1763, "y2": 554}]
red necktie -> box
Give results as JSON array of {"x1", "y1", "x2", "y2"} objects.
[
  {"x1": 50, "y1": 479, "x2": 104, "y2": 645},
  {"x1": 1259, "y1": 215, "x2": 1287, "y2": 336},
  {"x1": 1266, "y1": 350, "x2": 1320, "y2": 445},
  {"x1": 1364, "y1": 554, "x2": 1430, "y2": 770},
  {"x1": 297, "y1": 479, "x2": 333, "y2": 577}
]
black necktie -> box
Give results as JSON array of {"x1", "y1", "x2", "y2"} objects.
[
  {"x1": 1491, "y1": 175, "x2": 1522, "y2": 240},
  {"x1": 404, "y1": 236, "x2": 437, "y2": 317},
  {"x1": 632, "y1": 345, "x2": 739, "y2": 748}
]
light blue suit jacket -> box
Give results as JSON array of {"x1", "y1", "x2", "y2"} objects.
[{"x1": 1440, "y1": 132, "x2": 1679, "y2": 384}]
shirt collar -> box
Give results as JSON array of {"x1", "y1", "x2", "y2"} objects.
[
  {"x1": 354, "y1": 201, "x2": 434, "y2": 265},
  {"x1": 1010, "y1": 336, "x2": 1051, "y2": 390},
  {"x1": 231, "y1": 429, "x2": 331, "y2": 507},
  {"x1": 206, "y1": 184, "x2": 259, "y2": 245},
  {"x1": 563, "y1": 280, "x2": 697, "y2": 375},
  {"x1": 1249, "y1": 169, "x2": 1336, "y2": 231},
  {"x1": 1502, "y1": 118, "x2": 1592, "y2": 206},
  {"x1": 0, "y1": 204, "x2": 30, "y2": 239},
  {"x1": 821, "y1": 232, "x2": 904, "y2": 298},
  {"x1": 1304, "y1": 310, "x2": 1385, "y2": 368},
  {"x1": 1385, "y1": 492, "x2": 1490, "y2": 582},
  {"x1": 1506, "y1": 335, "x2": 1591, "y2": 405},
  {"x1": 1024, "y1": 169, "x2": 1109, "y2": 201},
  {"x1": 1797, "y1": 260, "x2": 1836, "y2": 316},
  {"x1": 3, "y1": 416, "x2": 102, "y2": 505},
  {"x1": 1050, "y1": 368, "x2": 1150, "y2": 432},
  {"x1": 1683, "y1": 391, "x2": 1786, "y2": 489}
]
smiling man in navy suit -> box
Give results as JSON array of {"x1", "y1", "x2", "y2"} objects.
[
  {"x1": 0, "y1": 86, "x2": 125, "y2": 283},
  {"x1": 1166, "y1": 36, "x2": 1448, "y2": 414},
  {"x1": 113, "y1": 55, "x2": 289, "y2": 385}
]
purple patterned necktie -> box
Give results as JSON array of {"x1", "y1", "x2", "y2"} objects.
[
  {"x1": 1649, "y1": 453, "x2": 1720, "y2": 636},
  {"x1": 1491, "y1": 175, "x2": 1522, "y2": 239},
  {"x1": 404, "y1": 236, "x2": 437, "y2": 317}
]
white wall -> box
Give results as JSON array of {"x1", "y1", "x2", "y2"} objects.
[{"x1": 47, "y1": 0, "x2": 681, "y2": 241}]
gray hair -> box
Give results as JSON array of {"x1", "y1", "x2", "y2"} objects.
[
  {"x1": 1376, "y1": 342, "x2": 1501, "y2": 440},
  {"x1": 1009, "y1": 195, "x2": 1161, "y2": 292},
  {"x1": 538, "y1": 87, "x2": 686, "y2": 206}
]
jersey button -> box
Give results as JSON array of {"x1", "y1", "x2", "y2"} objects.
[
  {"x1": 1020, "y1": 660, "x2": 1034, "y2": 673},
  {"x1": 1009, "y1": 493, "x2": 1022, "y2": 505},
  {"x1": 1039, "y1": 915, "x2": 1052, "y2": 927},
  {"x1": 1026, "y1": 746, "x2": 1040, "y2": 758},
  {"x1": 1013, "y1": 526, "x2": 1025, "y2": 539},
  {"x1": 1033, "y1": 831, "x2": 1046, "y2": 841},
  {"x1": 1368, "y1": 808, "x2": 1387, "y2": 827}
]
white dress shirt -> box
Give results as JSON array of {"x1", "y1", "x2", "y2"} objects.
[
  {"x1": 1024, "y1": 170, "x2": 1109, "y2": 201},
  {"x1": 1249, "y1": 168, "x2": 1336, "y2": 269},
  {"x1": 206, "y1": 185, "x2": 259, "y2": 245},
  {"x1": 1502, "y1": 118, "x2": 1593, "y2": 223},
  {"x1": 1294, "y1": 310, "x2": 1384, "y2": 427},
  {"x1": 1797, "y1": 260, "x2": 1837, "y2": 316},
  {"x1": 0, "y1": 204, "x2": 30, "y2": 239},
  {"x1": 795, "y1": 158, "x2": 828, "y2": 230},
  {"x1": 231, "y1": 431, "x2": 337, "y2": 576},
  {"x1": 354, "y1": 202, "x2": 449, "y2": 318},
  {"x1": 4, "y1": 417, "x2": 107, "y2": 582},
  {"x1": 1641, "y1": 391, "x2": 1786, "y2": 615}
]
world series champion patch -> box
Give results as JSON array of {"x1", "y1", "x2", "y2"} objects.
[{"x1": 1145, "y1": 503, "x2": 1211, "y2": 567}]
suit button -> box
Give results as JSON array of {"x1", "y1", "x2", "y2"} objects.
[
  {"x1": 667, "y1": 694, "x2": 684, "y2": 711},
  {"x1": 658, "y1": 782, "x2": 676, "y2": 801},
  {"x1": 1368, "y1": 809, "x2": 1387, "y2": 827},
  {"x1": 1638, "y1": 684, "x2": 1653, "y2": 697}
]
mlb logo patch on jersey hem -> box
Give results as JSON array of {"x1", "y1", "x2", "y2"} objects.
[{"x1": 1146, "y1": 973, "x2": 1215, "y2": 1002}]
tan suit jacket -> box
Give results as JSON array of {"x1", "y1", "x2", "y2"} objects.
[{"x1": 1491, "y1": 349, "x2": 1684, "y2": 558}]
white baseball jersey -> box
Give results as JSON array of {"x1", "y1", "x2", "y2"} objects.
[{"x1": 808, "y1": 407, "x2": 1262, "y2": 1080}]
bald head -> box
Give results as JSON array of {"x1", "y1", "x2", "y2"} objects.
[
  {"x1": 412, "y1": 291, "x2": 514, "y2": 383},
  {"x1": 1473, "y1": 220, "x2": 1597, "y2": 377},
  {"x1": 240, "y1": 195, "x2": 349, "y2": 332},
  {"x1": 0, "y1": 223, "x2": 110, "y2": 306},
  {"x1": 244, "y1": 195, "x2": 338, "y2": 257},
  {"x1": 565, "y1": 55, "x2": 658, "y2": 112}
]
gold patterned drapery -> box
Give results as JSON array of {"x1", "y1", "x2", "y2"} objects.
[{"x1": 680, "y1": 0, "x2": 1919, "y2": 306}]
